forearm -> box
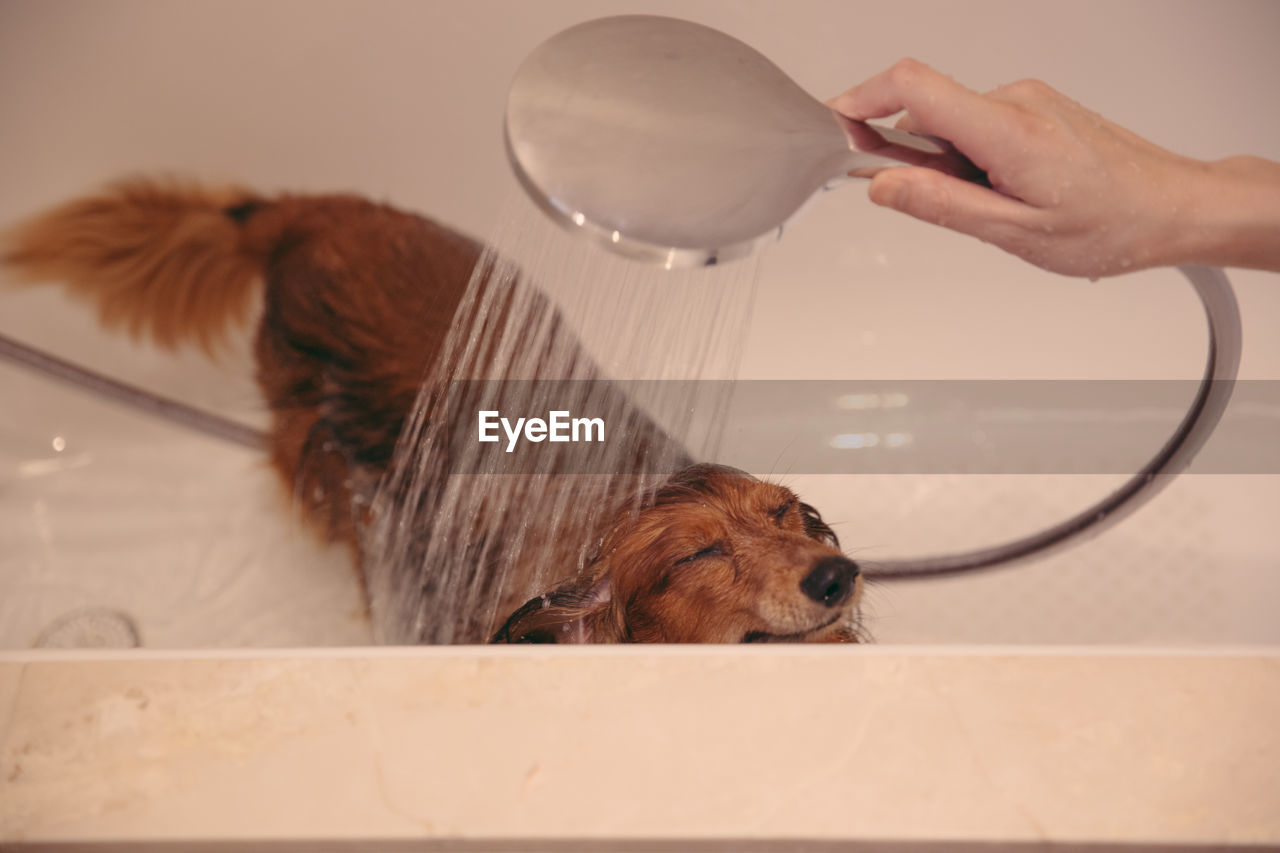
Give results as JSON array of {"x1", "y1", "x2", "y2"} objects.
[{"x1": 1167, "y1": 155, "x2": 1280, "y2": 273}]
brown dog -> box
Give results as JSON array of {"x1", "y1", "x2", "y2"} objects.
[
  {"x1": 2, "y1": 178, "x2": 863, "y2": 643},
  {"x1": 495, "y1": 463, "x2": 861, "y2": 643}
]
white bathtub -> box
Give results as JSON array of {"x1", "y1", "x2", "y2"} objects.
[
  {"x1": 1, "y1": 0, "x2": 1278, "y2": 847},
  {"x1": 3, "y1": 645, "x2": 1278, "y2": 848}
]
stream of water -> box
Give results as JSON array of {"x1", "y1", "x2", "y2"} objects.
[{"x1": 362, "y1": 194, "x2": 761, "y2": 643}]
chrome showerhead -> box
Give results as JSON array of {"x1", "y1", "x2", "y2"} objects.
[{"x1": 504, "y1": 15, "x2": 984, "y2": 267}]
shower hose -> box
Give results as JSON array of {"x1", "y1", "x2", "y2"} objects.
[{"x1": 0, "y1": 265, "x2": 1241, "y2": 581}]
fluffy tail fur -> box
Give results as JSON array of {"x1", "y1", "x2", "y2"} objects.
[{"x1": 2, "y1": 177, "x2": 266, "y2": 352}]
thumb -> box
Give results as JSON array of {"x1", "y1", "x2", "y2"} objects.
[{"x1": 868, "y1": 168, "x2": 1031, "y2": 241}]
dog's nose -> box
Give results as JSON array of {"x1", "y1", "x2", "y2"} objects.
[{"x1": 800, "y1": 556, "x2": 859, "y2": 607}]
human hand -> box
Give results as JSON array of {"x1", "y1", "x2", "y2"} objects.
[{"x1": 828, "y1": 59, "x2": 1280, "y2": 277}]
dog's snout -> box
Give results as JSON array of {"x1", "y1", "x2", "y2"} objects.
[{"x1": 800, "y1": 556, "x2": 858, "y2": 607}]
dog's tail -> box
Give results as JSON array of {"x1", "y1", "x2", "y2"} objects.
[{"x1": 2, "y1": 177, "x2": 268, "y2": 353}]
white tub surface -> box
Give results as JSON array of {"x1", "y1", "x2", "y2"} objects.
[{"x1": 2, "y1": 647, "x2": 1277, "y2": 848}]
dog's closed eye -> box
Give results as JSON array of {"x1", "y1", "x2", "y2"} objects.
[
  {"x1": 676, "y1": 543, "x2": 726, "y2": 565},
  {"x1": 800, "y1": 502, "x2": 839, "y2": 548},
  {"x1": 771, "y1": 500, "x2": 794, "y2": 524}
]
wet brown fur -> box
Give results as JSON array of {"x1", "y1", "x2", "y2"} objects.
[
  {"x1": 3, "y1": 177, "x2": 481, "y2": 545},
  {"x1": 493, "y1": 464, "x2": 863, "y2": 643},
  {"x1": 3, "y1": 178, "x2": 862, "y2": 643},
  {"x1": 2, "y1": 179, "x2": 262, "y2": 353}
]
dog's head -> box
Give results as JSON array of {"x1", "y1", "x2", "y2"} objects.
[{"x1": 492, "y1": 464, "x2": 862, "y2": 644}]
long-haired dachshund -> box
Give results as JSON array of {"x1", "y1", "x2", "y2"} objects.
[
  {"x1": 496, "y1": 463, "x2": 861, "y2": 643},
  {"x1": 2, "y1": 178, "x2": 863, "y2": 643}
]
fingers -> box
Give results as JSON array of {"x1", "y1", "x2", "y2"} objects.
[
  {"x1": 827, "y1": 59, "x2": 1008, "y2": 164},
  {"x1": 830, "y1": 60, "x2": 1135, "y2": 275},
  {"x1": 893, "y1": 114, "x2": 922, "y2": 134},
  {"x1": 868, "y1": 168, "x2": 1036, "y2": 248}
]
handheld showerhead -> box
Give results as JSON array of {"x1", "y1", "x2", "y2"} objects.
[
  {"x1": 504, "y1": 15, "x2": 985, "y2": 267},
  {"x1": 502, "y1": 16, "x2": 1243, "y2": 585}
]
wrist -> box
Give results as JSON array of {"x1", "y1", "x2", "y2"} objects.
[{"x1": 1166, "y1": 155, "x2": 1280, "y2": 272}]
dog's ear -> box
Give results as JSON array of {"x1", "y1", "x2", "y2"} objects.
[
  {"x1": 799, "y1": 502, "x2": 840, "y2": 548},
  {"x1": 490, "y1": 577, "x2": 612, "y2": 644}
]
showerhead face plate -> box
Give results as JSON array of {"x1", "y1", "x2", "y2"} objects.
[{"x1": 504, "y1": 15, "x2": 852, "y2": 268}]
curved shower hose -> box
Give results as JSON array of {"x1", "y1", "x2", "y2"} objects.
[
  {"x1": 0, "y1": 333, "x2": 265, "y2": 450},
  {"x1": 0, "y1": 265, "x2": 1241, "y2": 580},
  {"x1": 866, "y1": 265, "x2": 1242, "y2": 580}
]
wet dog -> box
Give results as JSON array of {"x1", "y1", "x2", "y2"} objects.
[
  {"x1": 2, "y1": 178, "x2": 863, "y2": 643},
  {"x1": 494, "y1": 463, "x2": 860, "y2": 643}
]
